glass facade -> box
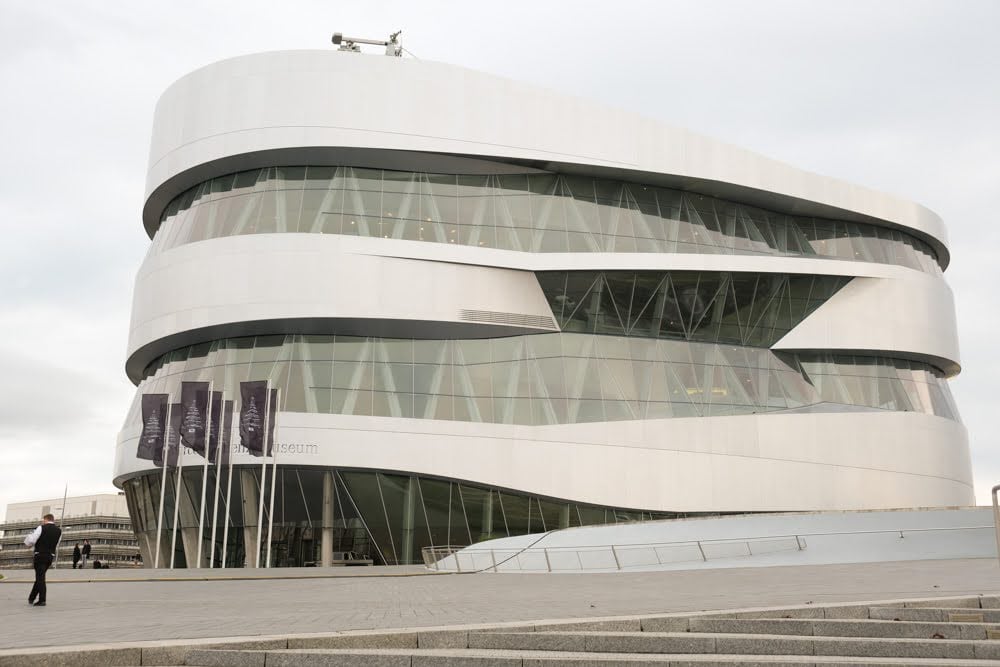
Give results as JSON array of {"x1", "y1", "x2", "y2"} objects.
[
  {"x1": 149, "y1": 167, "x2": 942, "y2": 274},
  {"x1": 539, "y1": 271, "x2": 849, "y2": 347},
  {"x1": 123, "y1": 468, "x2": 681, "y2": 567},
  {"x1": 125, "y1": 333, "x2": 958, "y2": 432}
]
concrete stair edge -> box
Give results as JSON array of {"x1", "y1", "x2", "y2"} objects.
[
  {"x1": 183, "y1": 646, "x2": 1000, "y2": 667},
  {"x1": 5, "y1": 594, "x2": 1000, "y2": 667}
]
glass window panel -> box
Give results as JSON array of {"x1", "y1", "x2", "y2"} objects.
[
  {"x1": 382, "y1": 170, "x2": 417, "y2": 193},
  {"x1": 339, "y1": 471, "x2": 394, "y2": 564},
  {"x1": 457, "y1": 485, "x2": 491, "y2": 541},
  {"x1": 151, "y1": 168, "x2": 946, "y2": 274},
  {"x1": 304, "y1": 166, "x2": 336, "y2": 188},
  {"x1": 136, "y1": 331, "x2": 959, "y2": 428},
  {"x1": 416, "y1": 478, "x2": 451, "y2": 548},
  {"x1": 413, "y1": 364, "x2": 438, "y2": 394},
  {"x1": 448, "y1": 482, "x2": 471, "y2": 544},
  {"x1": 456, "y1": 174, "x2": 489, "y2": 197}
]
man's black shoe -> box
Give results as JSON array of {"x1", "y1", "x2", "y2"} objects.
[
  {"x1": 33, "y1": 601, "x2": 46, "y2": 607},
  {"x1": 28, "y1": 598, "x2": 35, "y2": 605}
]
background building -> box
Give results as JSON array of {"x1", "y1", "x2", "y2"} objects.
[
  {"x1": 0, "y1": 493, "x2": 140, "y2": 569},
  {"x1": 114, "y1": 48, "x2": 968, "y2": 569}
]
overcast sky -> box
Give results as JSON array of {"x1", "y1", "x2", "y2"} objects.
[{"x1": 1, "y1": 1, "x2": 997, "y2": 518}]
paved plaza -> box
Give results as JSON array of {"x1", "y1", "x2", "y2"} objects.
[{"x1": 3, "y1": 559, "x2": 1000, "y2": 651}]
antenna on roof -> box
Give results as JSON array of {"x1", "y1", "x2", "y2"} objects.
[{"x1": 331, "y1": 30, "x2": 403, "y2": 57}]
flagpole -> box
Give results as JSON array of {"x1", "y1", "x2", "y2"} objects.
[
  {"x1": 265, "y1": 389, "x2": 280, "y2": 568},
  {"x1": 254, "y1": 384, "x2": 271, "y2": 568},
  {"x1": 195, "y1": 382, "x2": 214, "y2": 569},
  {"x1": 209, "y1": 393, "x2": 224, "y2": 569},
  {"x1": 154, "y1": 402, "x2": 173, "y2": 569},
  {"x1": 53, "y1": 483, "x2": 67, "y2": 569},
  {"x1": 221, "y1": 400, "x2": 234, "y2": 569},
  {"x1": 169, "y1": 426, "x2": 185, "y2": 569}
]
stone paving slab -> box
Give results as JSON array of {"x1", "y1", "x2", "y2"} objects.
[
  {"x1": 2, "y1": 558, "x2": 1000, "y2": 652},
  {"x1": 0, "y1": 564, "x2": 429, "y2": 583}
]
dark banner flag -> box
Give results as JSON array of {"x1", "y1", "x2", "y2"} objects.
[
  {"x1": 136, "y1": 394, "x2": 168, "y2": 461},
  {"x1": 208, "y1": 395, "x2": 235, "y2": 465},
  {"x1": 218, "y1": 400, "x2": 234, "y2": 465},
  {"x1": 267, "y1": 388, "x2": 277, "y2": 456},
  {"x1": 156, "y1": 403, "x2": 183, "y2": 468},
  {"x1": 180, "y1": 381, "x2": 211, "y2": 456},
  {"x1": 240, "y1": 382, "x2": 277, "y2": 457},
  {"x1": 206, "y1": 391, "x2": 222, "y2": 463}
]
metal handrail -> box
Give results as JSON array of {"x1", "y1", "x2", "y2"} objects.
[
  {"x1": 423, "y1": 534, "x2": 805, "y2": 572},
  {"x1": 429, "y1": 524, "x2": 993, "y2": 555},
  {"x1": 992, "y1": 484, "x2": 1000, "y2": 566},
  {"x1": 422, "y1": 522, "x2": 995, "y2": 573}
]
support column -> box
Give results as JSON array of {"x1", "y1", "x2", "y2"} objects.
[
  {"x1": 321, "y1": 471, "x2": 334, "y2": 567},
  {"x1": 401, "y1": 476, "x2": 416, "y2": 565},
  {"x1": 241, "y1": 469, "x2": 259, "y2": 568}
]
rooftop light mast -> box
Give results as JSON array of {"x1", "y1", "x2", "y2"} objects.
[{"x1": 332, "y1": 30, "x2": 403, "y2": 57}]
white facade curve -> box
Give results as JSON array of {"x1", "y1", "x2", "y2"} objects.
[{"x1": 115, "y1": 49, "x2": 970, "y2": 569}]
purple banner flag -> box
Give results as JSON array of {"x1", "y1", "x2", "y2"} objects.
[
  {"x1": 266, "y1": 388, "x2": 277, "y2": 457},
  {"x1": 239, "y1": 382, "x2": 277, "y2": 457},
  {"x1": 206, "y1": 391, "x2": 222, "y2": 463},
  {"x1": 180, "y1": 381, "x2": 211, "y2": 456},
  {"x1": 137, "y1": 394, "x2": 168, "y2": 461},
  {"x1": 239, "y1": 381, "x2": 268, "y2": 456},
  {"x1": 218, "y1": 400, "x2": 234, "y2": 465},
  {"x1": 157, "y1": 403, "x2": 183, "y2": 468}
]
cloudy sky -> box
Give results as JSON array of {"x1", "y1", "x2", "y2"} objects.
[{"x1": 1, "y1": 1, "x2": 997, "y2": 517}]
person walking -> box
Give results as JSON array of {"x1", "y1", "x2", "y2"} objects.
[
  {"x1": 81, "y1": 539, "x2": 91, "y2": 569},
  {"x1": 24, "y1": 513, "x2": 62, "y2": 607},
  {"x1": 71, "y1": 543, "x2": 81, "y2": 569}
]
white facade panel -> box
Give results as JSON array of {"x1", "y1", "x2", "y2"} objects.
[
  {"x1": 773, "y1": 271, "x2": 961, "y2": 373},
  {"x1": 127, "y1": 234, "x2": 960, "y2": 379},
  {"x1": 115, "y1": 409, "x2": 972, "y2": 512},
  {"x1": 127, "y1": 234, "x2": 557, "y2": 374}
]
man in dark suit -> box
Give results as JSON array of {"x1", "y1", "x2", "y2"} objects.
[{"x1": 24, "y1": 513, "x2": 62, "y2": 607}]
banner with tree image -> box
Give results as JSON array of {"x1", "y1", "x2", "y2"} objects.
[
  {"x1": 163, "y1": 403, "x2": 182, "y2": 468},
  {"x1": 137, "y1": 394, "x2": 168, "y2": 461},
  {"x1": 207, "y1": 397, "x2": 235, "y2": 464},
  {"x1": 239, "y1": 381, "x2": 277, "y2": 457},
  {"x1": 206, "y1": 391, "x2": 223, "y2": 463},
  {"x1": 180, "y1": 381, "x2": 211, "y2": 456}
]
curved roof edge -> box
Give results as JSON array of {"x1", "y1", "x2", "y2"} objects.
[{"x1": 142, "y1": 50, "x2": 950, "y2": 268}]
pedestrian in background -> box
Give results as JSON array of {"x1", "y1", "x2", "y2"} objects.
[
  {"x1": 24, "y1": 513, "x2": 61, "y2": 607},
  {"x1": 72, "y1": 543, "x2": 81, "y2": 569},
  {"x1": 81, "y1": 539, "x2": 91, "y2": 568}
]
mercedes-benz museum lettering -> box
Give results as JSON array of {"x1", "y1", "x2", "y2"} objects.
[{"x1": 115, "y1": 48, "x2": 970, "y2": 568}]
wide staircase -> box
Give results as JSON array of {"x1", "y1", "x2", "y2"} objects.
[{"x1": 173, "y1": 595, "x2": 1000, "y2": 666}]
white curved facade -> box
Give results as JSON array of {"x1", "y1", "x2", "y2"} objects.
[{"x1": 115, "y1": 50, "x2": 970, "y2": 568}]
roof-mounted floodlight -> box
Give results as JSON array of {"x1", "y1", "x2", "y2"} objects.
[{"x1": 332, "y1": 31, "x2": 402, "y2": 57}]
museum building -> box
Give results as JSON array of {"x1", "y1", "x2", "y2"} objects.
[{"x1": 114, "y1": 48, "x2": 969, "y2": 568}]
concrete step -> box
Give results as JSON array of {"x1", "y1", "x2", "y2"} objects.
[
  {"x1": 683, "y1": 618, "x2": 1000, "y2": 640},
  {"x1": 465, "y1": 631, "x2": 1000, "y2": 660},
  {"x1": 870, "y1": 609, "x2": 1000, "y2": 623},
  {"x1": 9, "y1": 595, "x2": 1000, "y2": 666},
  {"x1": 183, "y1": 647, "x2": 1000, "y2": 666}
]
